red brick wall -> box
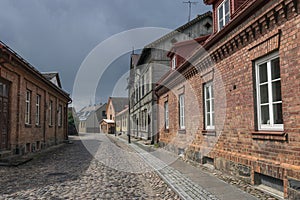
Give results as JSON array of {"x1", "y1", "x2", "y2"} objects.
[
  {"x1": 0, "y1": 53, "x2": 69, "y2": 155},
  {"x1": 158, "y1": 0, "x2": 299, "y2": 197}
]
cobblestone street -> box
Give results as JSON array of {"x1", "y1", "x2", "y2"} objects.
[{"x1": 0, "y1": 135, "x2": 179, "y2": 200}]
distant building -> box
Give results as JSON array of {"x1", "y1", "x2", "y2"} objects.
[
  {"x1": 77, "y1": 103, "x2": 106, "y2": 133},
  {"x1": 128, "y1": 12, "x2": 213, "y2": 144},
  {"x1": 0, "y1": 41, "x2": 71, "y2": 157},
  {"x1": 101, "y1": 97, "x2": 128, "y2": 134}
]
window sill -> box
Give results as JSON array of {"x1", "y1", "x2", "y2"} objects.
[
  {"x1": 251, "y1": 131, "x2": 287, "y2": 141},
  {"x1": 35, "y1": 125, "x2": 41, "y2": 128},
  {"x1": 202, "y1": 130, "x2": 216, "y2": 136},
  {"x1": 178, "y1": 129, "x2": 186, "y2": 134},
  {"x1": 25, "y1": 124, "x2": 32, "y2": 128}
]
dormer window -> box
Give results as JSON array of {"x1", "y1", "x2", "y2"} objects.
[
  {"x1": 171, "y1": 56, "x2": 176, "y2": 70},
  {"x1": 218, "y1": 0, "x2": 230, "y2": 31}
]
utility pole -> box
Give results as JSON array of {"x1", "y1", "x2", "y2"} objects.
[{"x1": 183, "y1": 1, "x2": 198, "y2": 22}]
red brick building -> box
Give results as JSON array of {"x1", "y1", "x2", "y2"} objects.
[
  {"x1": 0, "y1": 41, "x2": 71, "y2": 157},
  {"x1": 156, "y1": 0, "x2": 299, "y2": 198}
]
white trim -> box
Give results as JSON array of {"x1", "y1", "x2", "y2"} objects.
[
  {"x1": 255, "y1": 52, "x2": 283, "y2": 131},
  {"x1": 35, "y1": 95, "x2": 41, "y2": 125},
  {"x1": 217, "y1": 0, "x2": 230, "y2": 31},
  {"x1": 204, "y1": 82, "x2": 215, "y2": 130},
  {"x1": 172, "y1": 56, "x2": 176, "y2": 70},
  {"x1": 165, "y1": 101, "x2": 169, "y2": 129},
  {"x1": 25, "y1": 90, "x2": 31, "y2": 124},
  {"x1": 49, "y1": 100, "x2": 53, "y2": 126},
  {"x1": 179, "y1": 94, "x2": 185, "y2": 129}
]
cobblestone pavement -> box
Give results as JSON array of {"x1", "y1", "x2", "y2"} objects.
[{"x1": 0, "y1": 134, "x2": 180, "y2": 200}]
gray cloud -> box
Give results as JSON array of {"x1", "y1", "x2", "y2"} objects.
[{"x1": 0, "y1": 0, "x2": 210, "y2": 106}]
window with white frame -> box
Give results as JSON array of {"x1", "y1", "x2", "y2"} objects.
[
  {"x1": 179, "y1": 94, "x2": 185, "y2": 129},
  {"x1": 255, "y1": 52, "x2": 283, "y2": 131},
  {"x1": 25, "y1": 90, "x2": 31, "y2": 124},
  {"x1": 172, "y1": 56, "x2": 176, "y2": 70},
  {"x1": 164, "y1": 101, "x2": 169, "y2": 129},
  {"x1": 58, "y1": 105, "x2": 62, "y2": 127},
  {"x1": 49, "y1": 100, "x2": 53, "y2": 126},
  {"x1": 218, "y1": 0, "x2": 230, "y2": 31},
  {"x1": 36, "y1": 95, "x2": 41, "y2": 125},
  {"x1": 204, "y1": 82, "x2": 215, "y2": 130}
]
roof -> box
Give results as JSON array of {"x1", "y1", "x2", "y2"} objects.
[
  {"x1": 0, "y1": 41, "x2": 71, "y2": 102},
  {"x1": 137, "y1": 11, "x2": 212, "y2": 66},
  {"x1": 116, "y1": 107, "x2": 129, "y2": 117},
  {"x1": 42, "y1": 72, "x2": 62, "y2": 88},
  {"x1": 108, "y1": 97, "x2": 128, "y2": 113},
  {"x1": 131, "y1": 54, "x2": 140, "y2": 68},
  {"x1": 95, "y1": 103, "x2": 107, "y2": 121},
  {"x1": 144, "y1": 11, "x2": 212, "y2": 49},
  {"x1": 167, "y1": 35, "x2": 211, "y2": 58},
  {"x1": 156, "y1": 0, "x2": 267, "y2": 93},
  {"x1": 77, "y1": 104, "x2": 103, "y2": 121}
]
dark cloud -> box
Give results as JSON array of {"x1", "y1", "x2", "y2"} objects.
[{"x1": 0, "y1": 0, "x2": 210, "y2": 105}]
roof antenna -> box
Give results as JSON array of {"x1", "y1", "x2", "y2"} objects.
[{"x1": 183, "y1": 1, "x2": 198, "y2": 22}]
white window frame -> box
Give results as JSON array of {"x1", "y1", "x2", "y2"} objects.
[
  {"x1": 164, "y1": 101, "x2": 169, "y2": 129},
  {"x1": 172, "y1": 56, "x2": 176, "y2": 70},
  {"x1": 179, "y1": 94, "x2": 185, "y2": 129},
  {"x1": 217, "y1": 0, "x2": 230, "y2": 31},
  {"x1": 204, "y1": 82, "x2": 215, "y2": 130},
  {"x1": 58, "y1": 105, "x2": 62, "y2": 127},
  {"x1": 49, "y1": 100, "x2": 53, "y2": 126},
  {"x1": 36, "y1": 95, "x2": 41, "y2": 125},
  {"x1": 25, "y1": 90, "x2": 31, "y2": 124},
  {"x1": 255, "y1": 52, "x2": 283, "y2": 131}
]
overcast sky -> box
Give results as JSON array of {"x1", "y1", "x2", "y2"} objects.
[{"x1": 0, "y1": 0, "x2": 210, "y2": 107}]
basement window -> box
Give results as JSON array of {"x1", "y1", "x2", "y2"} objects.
[{"x1": 255, "y1": 173, "x2": 284, "y2": 198}]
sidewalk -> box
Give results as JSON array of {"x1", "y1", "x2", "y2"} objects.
[{"x1": 117, "y1": 135, "x2": 258, "y2": 200}]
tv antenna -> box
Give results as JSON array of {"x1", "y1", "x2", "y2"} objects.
[{"x1": 183, "y1": 1, "x2": 198, "y2": 22}]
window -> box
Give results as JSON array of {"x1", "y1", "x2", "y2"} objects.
[
  {"x1": 172, "y1": 56, "x2": 176, "y2": 70},
  {"x1": 218, "y1": 0, "x2": 230, "y2": 31},
  {"x1": 58, "y1": 105, "x2": 62, "y2": 127},
  {"x1": 25, "y1": 90, "x2": 31, "y2": 124},
  {"x1": 179, "y1": 94, "x2": 185, "y2": 129},
  {"x1": 144, "y1": 110, "x2": 147, "y2": 131},
  {"x1": 142, "y1": 76, "x2": 145, "y2": 97},
  {"x1": 164, "y1": 101, "x2": 169, "y2": 129},
  {"x1": 146, "y1": 72, "x2": 149, "y2": 92},
  {"x1": 36, "y1": 95, "x2": 41, "y2": 125},
  {"x1": 204, "y1": 82, "x2": 215, "y2": 130},
  {"x1": 255, "y1": 52, "x2": 283, "y2": 131},
  {"x1": 110, "y1": 114, "x2": 112, "y2": 120},
  {"x1": 49, "y1": 100, "x2": 53, "y2": 126}
]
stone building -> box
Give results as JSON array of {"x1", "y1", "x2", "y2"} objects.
[
  {"x1": 128, "y1": 12, "x2": 213, "y2": 144},
  {"x1": 0, "y1": 41, "x2": 71, "y2": 157},
  {"x1": 156, "y1": 0, "x2": 300, "y2": 198}
]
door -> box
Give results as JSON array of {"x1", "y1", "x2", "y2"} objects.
[{"x1": 0, "y1": 79, "x2": 9, "y2": 150}]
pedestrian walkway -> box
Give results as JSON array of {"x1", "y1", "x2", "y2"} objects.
[{"x1": 117, "y1": 136, "x2": 258, "y2": 200}]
